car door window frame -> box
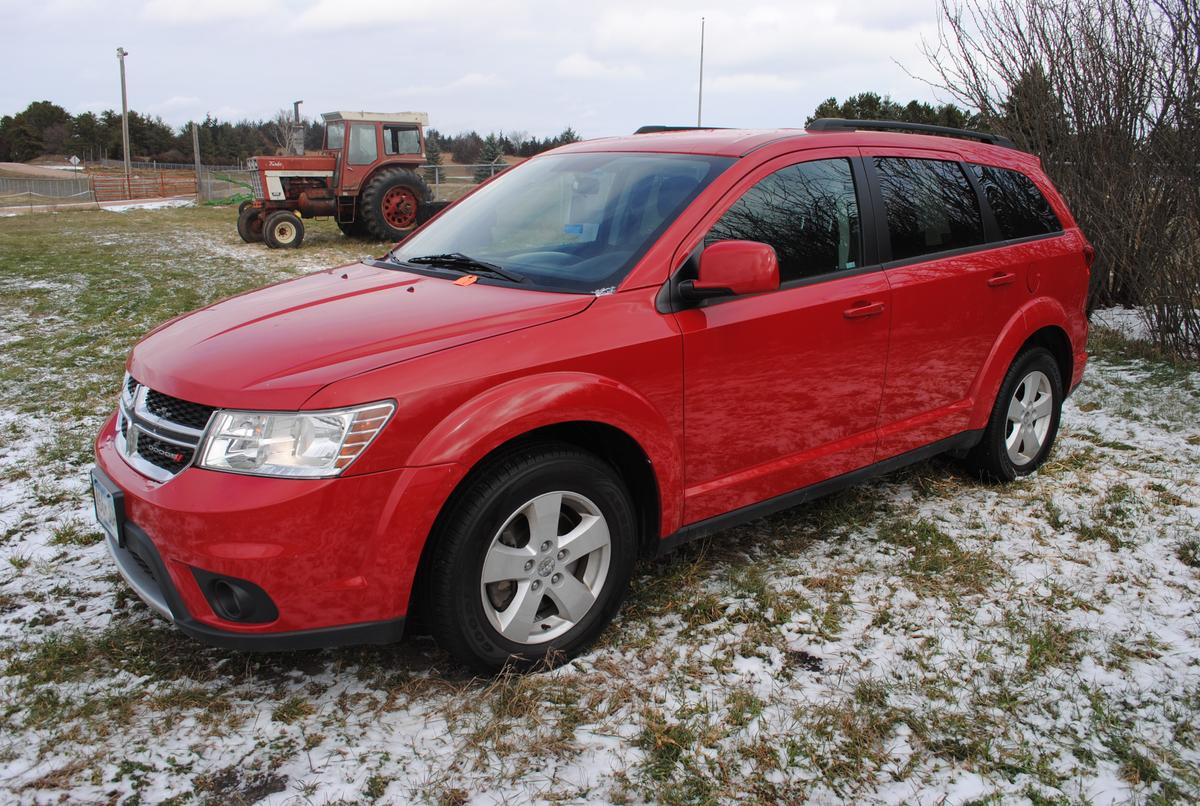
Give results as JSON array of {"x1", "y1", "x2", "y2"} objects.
[{"x1": 659, "y1": 148, "x2": 882, "y2": 312}]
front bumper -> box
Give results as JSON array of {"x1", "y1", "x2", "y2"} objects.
[{"x1": 94, "y1": 412, "x2": 458, "y2": 649}]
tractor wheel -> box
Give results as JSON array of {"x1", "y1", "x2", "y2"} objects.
[
  {"x1": 237, "y1": 207, "x2": 264, "y2": 243},
  {"x1": 360, "y1": 169, "x2": 431, "y2": 242},
  {"x1": 238, "y1": 200, "x2": 253, "y2": 216},
  {"x1": 263, "y1": 211, "x2": 305, "y2": 249}
]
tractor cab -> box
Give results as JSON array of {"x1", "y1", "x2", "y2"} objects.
[{"x1": 239, "y1": 110, "x2": 434, "y2": 249}]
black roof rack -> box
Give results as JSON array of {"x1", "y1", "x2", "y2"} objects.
[
  {"x1": 633, "y1": 125, "x2": 728, "y2": 134},
  {"x1": 807, "y1": 118, "x2": 1016, "y2": 149}
]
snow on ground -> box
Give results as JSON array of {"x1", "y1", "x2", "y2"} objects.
[
  {"x1": 1091, "y1": 307, "x2": 1153, "y2": 343},
  {"x1": 0, "y1": 211, "x2": 1196, "y2": 803},
  {"x1": 100, "y1": 197, "x2": 196, "y2": 213}
]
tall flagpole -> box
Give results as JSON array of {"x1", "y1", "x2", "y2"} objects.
[{"x1": 697, "y1": 17, "x2": 706, "y2": 126}]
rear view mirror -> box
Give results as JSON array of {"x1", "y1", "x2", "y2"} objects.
[{"x1": 680, "y1": 240, "x2": 780, "y2": 302}]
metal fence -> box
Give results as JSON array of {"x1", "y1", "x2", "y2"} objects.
[
  {"x1": 0, "y1": 176, "x2": 95, "y2": 208},
  {"x1": 97, "y1": 157, "x2": 245, "y2": 172},
  {"x1": 0, "y1": 163, "x2": 509, "y2": 208}
]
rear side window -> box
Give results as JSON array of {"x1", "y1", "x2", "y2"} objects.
[
  {"x1": 384, "y1": 126, "x2": 421, "y2": 155},
  {"x1": 874, "y1": 157, "x2": 984, "y2": 261},
  {"x1": 971, "y1": 165, "x2": 1062, "y2": 240},
  {"x1": 706, "y1": 158, "x2": 861, "y2": 283}
]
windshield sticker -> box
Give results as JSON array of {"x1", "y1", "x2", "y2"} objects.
[
  {"x1": 593, "y1": 286, "x2": 616, "y2": 296},
  {"x1": 453, "y1": 275, "x2": 478, "y2": 286}
]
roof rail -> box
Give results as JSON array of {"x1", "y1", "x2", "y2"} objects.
[
  {"x1": 633, "y1": 125, "x2": 728, "y2": 134},
  {"x1": 807, "y1": 118, "x2": 1016, "y2": 149}
]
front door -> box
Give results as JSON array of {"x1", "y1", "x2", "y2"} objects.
[
  {"x1": 339, "y1": 122, "x2": 380, "y2": 196},
  {"x1": 675, "y1": 152, "x2": 890, "y2": 524}
]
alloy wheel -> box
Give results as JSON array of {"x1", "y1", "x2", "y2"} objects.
[
  {"x1": 1005, "y1": 369, "x2": 1053, "y2": 465},
  {"x1": 479, "y1": 491, "x2": 612, "y2": 645}
]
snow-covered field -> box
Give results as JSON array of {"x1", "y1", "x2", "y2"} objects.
[{"x1": 0, "y1": 208, "x2": 1197, "y2": 804}]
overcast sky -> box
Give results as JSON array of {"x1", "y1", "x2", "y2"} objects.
[{"x1": 1, "y1": 0, "x2": 950, "y2": 138}]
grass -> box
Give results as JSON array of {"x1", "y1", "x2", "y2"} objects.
[{"x1": 0, "y1": 207, "x2": 1198, "y2": 803}]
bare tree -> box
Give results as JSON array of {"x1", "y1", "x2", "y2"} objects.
[
  {"x1": 922, "y1": 0, "x2": 1199, "y2": 358},
  {"x1": 267, "y1": 108, "x2": 295, "y2": 155}
]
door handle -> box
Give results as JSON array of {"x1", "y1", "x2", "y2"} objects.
[
  {"x1": 843, "y1": 301, "x2": 885, "y2": 319},
  {"x1": 987, "y1": 272, "x2": 1017, "y2": 287}
]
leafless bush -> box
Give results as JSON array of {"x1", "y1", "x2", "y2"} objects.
[{"x1": 922, "y1": 0, "x2": 1199, "y2": 359}]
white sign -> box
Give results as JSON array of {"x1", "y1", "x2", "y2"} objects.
[{"x1": 68, "y1": 155, "x2": 81, "y2": 166}]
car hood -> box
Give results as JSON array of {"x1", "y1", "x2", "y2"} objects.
[{"x1": 128, "y1": 261, "x2": 594, "y2": 410}]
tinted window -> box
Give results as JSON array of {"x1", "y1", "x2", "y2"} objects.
[
  {"x1": 348, "y1": 124, "x2": 377, "y2": 165},
  {"x1": 706, "y1": 158, "x2": 861, "y2": 283},
  {"x1": 971, "y1": 165, "x2": 1062, "y2": 240},
  {"x1": 875, "y1": 157, "x2": 984, "y2": 261},
  {"x1": 384, "y1": 126, "x2": 421, "y2": 155}
]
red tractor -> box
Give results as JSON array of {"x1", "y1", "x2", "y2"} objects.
[{"x1": 237, "y1": 111, "x2": 434, "y2": 248}]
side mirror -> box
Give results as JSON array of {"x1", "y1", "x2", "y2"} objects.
[{"x1": 679, "y1": 240, "x2": 780, "y2": 302}]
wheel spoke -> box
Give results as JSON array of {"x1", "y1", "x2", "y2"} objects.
[
  {"x1": 1030, "y1": 394, "x2": 1052, "y2": 421},
  {"x1": 557, "y1": 514, "x2": 609, "y2": 559},
  {"x1": 525, "y1": 493, "x2": 563, "y2": 543},
  {"x1": 546, "y1": 573, "x2": 596, "y2": 623},
  {"x1": 1007, "y1": 395, "x2": 1026, "y2": 423},
  {"x1": 1022, "y1": 377, "x2": 1039, "y2": 406},
  {"x1": 482, "y1": 543, "x2": 536, "y2": 584},
  {"x1": 497, "y1": 581, "x2": 543, "y2": 642},
  {"x1": 1018, "y1": 424, "x2": 1039, "y2": 459}
]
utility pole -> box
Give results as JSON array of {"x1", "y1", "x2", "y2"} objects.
[
  {"x1": 192, "y1": 122, "x2": 203, "y2": 201},
  {"x1": 116, "y1": 47, "x2": 131, "y2": 181},
  {"x1": 697, "y1": 17, "x2": 706, "y2": 127}
]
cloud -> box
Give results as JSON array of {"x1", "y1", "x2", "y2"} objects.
[
  {"x1": 291, "y1": 0, "x2": 445, "y2": 31},
  {"x1": 142, "y1": 0, "x2": 280, "y2": 24},
  {"x1": 387, "y1": 72, "x2": 505, "y2": 97},
  {"x1": 708, "y1": 73, "x2": 802, "y2": 93},
  {"x1": 554, "y1": 53, "x2": 643, "y2": 80}
]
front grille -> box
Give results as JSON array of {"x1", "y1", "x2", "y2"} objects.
[
  {"x1": 136, "y1": 433, "x2": 195, "y2": 474},
  {"x1": 118, "y1": 378, "x2": 214, "y2": 482},
  {"x1": 145, "y1": 389, "x2": 216, "y2": 431}
]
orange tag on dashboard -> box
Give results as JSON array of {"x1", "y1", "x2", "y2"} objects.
[{"x1": 454, "y1": 275, "x2": 478, "y2": 286}]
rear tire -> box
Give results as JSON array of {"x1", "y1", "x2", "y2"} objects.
[
  {"x1": 236, "y1": 207, "x2": 264, "y2": 243},
  {"x1": 360, "y1": 169, "x2": 430, "y2": 242},
  {"x1": 263, "y1": 211, "x2": 304, "y2": 249},
  {"x1": 963, "y1": 347, "x2": 1063, "y2": 482},
  {"x1": 424, "y1": 444, "x2": 637, "y2": 673},
  {"x1": 336, "y1": 217, "x2": 368, "y2": 238}
]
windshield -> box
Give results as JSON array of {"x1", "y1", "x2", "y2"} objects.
[{"x1": 390, "y1": 152, "x2": 733, "y2": 293}]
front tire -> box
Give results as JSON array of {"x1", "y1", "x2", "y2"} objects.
[
  {"x1": 964, "y1": 347, "x2": 1063, "y2": 481},
  {"x1": 360, "y1": 169, "x2": 430, "y2": 241},
  {"x1": 425, "y1": 444, "x2": 637, "y2": 673},
  {"x1": 262, "y1": 211, "x2": 304, "y2": 249},
  {"x1": 236, "y1": 206, "x2": 264, "y2": 243}
]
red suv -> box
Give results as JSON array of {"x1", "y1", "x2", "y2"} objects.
[{"x1": 92, "y1": 119, "x2": 1090, "y2": 671}]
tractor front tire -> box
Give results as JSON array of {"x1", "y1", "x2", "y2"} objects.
[
  {"x1": 263, "y1": 211, "x2": 305, "y2": 249},
  {"x1": 360, "y1": 169, "x2": 430, "y2": 242},
  {"x1": 237, "y1": 207, "x2": 264, "y2": 243}
]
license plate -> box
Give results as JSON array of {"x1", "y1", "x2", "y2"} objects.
[{"x1": 91, "y1": 470, "x2": 121, "y2": 544}]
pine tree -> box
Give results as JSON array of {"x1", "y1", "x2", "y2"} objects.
[
  {"x1": 424, "y1": 133, "x2": 443, "y2": 166},
  {"x1": 475, "y1": 134, "x2": 505, "y2": 182}
]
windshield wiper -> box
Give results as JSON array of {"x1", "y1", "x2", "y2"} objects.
[{"x1": 405, "y1": 252, "x2": 525, "y2": 283}]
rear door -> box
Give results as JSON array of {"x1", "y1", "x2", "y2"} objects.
[
  {"x1": 864, "y1": 149, "x2": 1018, "y2": 457},
  {"x1": 675, "y1": 150, "x2": 890, "y2": 523}
]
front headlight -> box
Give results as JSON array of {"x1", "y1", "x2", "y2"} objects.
[{"x1": 198, "y1": 402, "x2": 394, "y2": 478}]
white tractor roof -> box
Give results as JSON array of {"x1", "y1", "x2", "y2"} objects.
[{"x1": 321, "y1": 111, "x2": 429, "y2": 125}]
